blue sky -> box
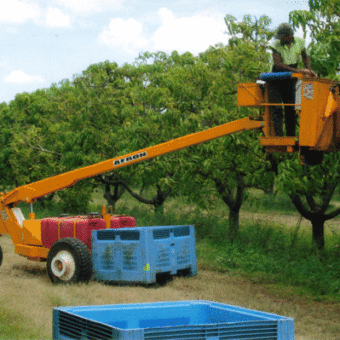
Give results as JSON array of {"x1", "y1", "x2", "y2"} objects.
[{"x1": 0, "y1": 0, "x2": 310, "y2": 103}]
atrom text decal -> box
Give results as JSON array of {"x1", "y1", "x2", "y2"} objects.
[{"x1": 113, "y1": 151, "x2": 147, "y2": 166}]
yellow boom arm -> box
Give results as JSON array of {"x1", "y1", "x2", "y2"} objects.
[
  {"x1": 0, "y1": 117, "x2": 264, "y2": 260},
  {"x1": 1, "y1": 117, "x2": 264, "y2": 207}
]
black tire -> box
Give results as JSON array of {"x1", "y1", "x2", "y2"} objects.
[
  {"x1": 300, "y1": 147, "x2": 324, "y2": 166},
  {"x1": 47, "y1": 238, "x2": 92, "y2": 284},
  {"x1": 0, "y1": 245, "x2": 3, "y2": 268}
]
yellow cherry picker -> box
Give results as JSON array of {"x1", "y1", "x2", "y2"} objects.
[{"x1": 0, "y1": 72, "x2": 339, "y2": 283}]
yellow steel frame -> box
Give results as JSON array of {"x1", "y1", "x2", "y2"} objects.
[{"x1": 238, "y1": 73, "x2": 340, "y2": 154}]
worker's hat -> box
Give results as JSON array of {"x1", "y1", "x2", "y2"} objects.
[{"x1": 275, "y1": 23, "x2": 294, "y2": 40}]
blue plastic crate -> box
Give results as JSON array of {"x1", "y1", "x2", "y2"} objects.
[
  {"x1": 91, "y1": 225, "x2": 197, "y2": 284},
  {"x1": 53, "y1": 300, "x2": 294, "y2": 340}
]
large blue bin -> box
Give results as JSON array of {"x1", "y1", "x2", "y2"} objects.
[
  {"x1": 91, "y1": 225, "x2": 197, "y2": 284},
  {"x1": 53, "y1": 300, "x2": 294, "y2": 340}
]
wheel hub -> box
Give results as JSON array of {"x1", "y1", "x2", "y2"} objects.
[{"x1": 51, "y1": 250, "x2": 76, "y2": 281}]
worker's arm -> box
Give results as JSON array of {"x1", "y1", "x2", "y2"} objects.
[
  {"x1": 272, "y1": 49, "x2": 316, "y2": 77},
  {"x1": 301, "y1": 49, "x2": 317, "y2": 77}
]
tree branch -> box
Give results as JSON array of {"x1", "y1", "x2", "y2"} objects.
[
  {"x1": 320, "y1": 184, "x2": 336, "y2": 213},
  {"x1": 290, "y1": 194, "x2": 314, "y2": 220},
  {"x1": 124, "y1": 183, "x2": 156, "y2": 205},
  {"x1": 21, "y1": 134, "x2": 63, "y2": 156},
  {"x1": 305, "y1": 193, "x2": 318, "y2": 212}
]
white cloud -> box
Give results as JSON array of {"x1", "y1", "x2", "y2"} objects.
[
  {"x1": 45, "y1": 7, "x2": 71, "y2": 27},
  {"x1": 153, "y1": 8, "x2": 229, "y2": 54},
  {"x1": 99, "y1": 18, "x2": 148, "y2": 54},
  {"x1": 0, "y1": 0, "x2": 41, "y2": 24},
  {"x1": 54, "y1": 0, "x2": 123, "y2": 14},
  {"x1": 158, "y1": 7, "x2": 175, "y2": 24},
  {"x1": 99, "y1": 9, "x2": 229, "y2": 57},
  {"x1": 4, "y1": 71, "x2": 44, "y2": 84}
]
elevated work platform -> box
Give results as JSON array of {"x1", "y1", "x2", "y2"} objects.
[
  {"x1": 260, "y1": 137, "x2": 298, "y2": 153},
  {"x1": 237, "y1": 72, "x2": 340, "y2": 158}
]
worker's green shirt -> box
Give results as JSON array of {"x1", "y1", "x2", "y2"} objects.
[{"x1": 271, "y1": 37, "x2": 305, "y2": 65}]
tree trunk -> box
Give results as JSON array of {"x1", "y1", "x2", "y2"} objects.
[
  {"x1": 154, "y1": 204, "x2": 165, "y2": 224},
  {"x1": 311, "y1": 215, "x2": 325, "y2": 250},
  {"x1": 228, "y1": 207, "x2": 240, "y2": 238},
  {"x1": 152, "y1": 185, "x2": 170, "y2": 222},
  {"x1": 290, "y1": 195, "x2": 329, "y2": 250},
  {"x1": 214, "y1": 173, "x2": 245, "y2": 239},
  {"x1": 103, "y1": 183, "x2": 125, "y2": 213}
]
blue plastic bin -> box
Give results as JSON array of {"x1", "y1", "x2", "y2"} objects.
[
  {"x1": 91, "y1": 225, "x2": 197, "y2": 284},
  {"x1": 53, "y1": 300, "x2": 294, "y2": 340}
]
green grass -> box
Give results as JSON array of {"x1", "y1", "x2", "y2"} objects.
[
  {"x1": 112, "y1": 191, "x2": 340, "y2": 302},
  {"x1": 15, "y1": 188, "x2": 340, "y2": 302},
  {"x1": 0, "y1": 307, "x2": 45, "y2": 340},
  {"x1": 196, "y1": 225, "x2": 340, "y2": 301},
  {"x1": 242, "y1": 190, "x2": 297, "y2": 213}
]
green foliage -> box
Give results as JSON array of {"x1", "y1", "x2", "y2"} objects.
[
  {"x1": 290, "y1": 1, "x2": 340, "y2": 77},
  {"x1": 0, "y1": 13, "x2": 278, "y2": 219},
  {"x1": 177, "y1": 15, "x2": 275, "y2": 231},
  {"x1": 276, "y1": 154, "x2": 340, "y2": 207},
  {"x1": 225, "y1": 14, "x2": 274, "y2": 48},
  {"x1": 0, "y1": 103, "x2": 15, "y2": 187},
  {"x1": 275, "y1": 153, "x2": 340, "y2": 249},
  {"x1": 243, "y1": 191, "x2": 296, "y2": 212},
  {"x1": 57, "y1": 182, "x2": 93, "y2": 215}
]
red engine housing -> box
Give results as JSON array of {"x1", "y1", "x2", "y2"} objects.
[{"x1": 41, "y1": 215, "x2": 135, "y2": 250}]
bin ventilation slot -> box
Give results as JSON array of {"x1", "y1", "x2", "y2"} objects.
[
  {"x1": 101, "y1": 246, "x2": 114, "y2": 270},
  {"x1": 174, "y1": 226, "x2": 190, "y2": 237},
  {"x1": 177, "y1": 252, "x2": 190, "y2": 265},
  {"x1": 96, "y1": 230, "x2": 140, "y2": 241},
  {"x1": 123, "y1": 247, "x2": 138, "y2": 270},
  {"x1": 153, "y1": 229, "x2": 171, "y2": 239},
  {"x1": 120, "y1": 230, "x2": 140, "y2": 241},
  {"x1": 157, "y1": 250, "x2": 171, "y2": 268},
  {"x1": 97, "y1": 230, "x2": 116, "y2": 240},
  {"x1": 143, "y1": 321, "x2": 278, "y2": 340},
  {"x1": 58, "y1": 311, "x2": 113, "y2": 340}
]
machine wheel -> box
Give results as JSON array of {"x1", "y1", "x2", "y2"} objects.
[
  {"x1": 47, "y1": 238, "x2": 92, "y2": 284},
  {"x1": 299, "y1": 147, "x2": 324, "y2": 166},
  {"x1": 0, "y1": 245, "x2": 3, "y2": 267}
]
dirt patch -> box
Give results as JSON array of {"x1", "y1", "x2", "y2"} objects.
[{"x1": 0, "y1": 234, "x2": 339, "y2": 340}]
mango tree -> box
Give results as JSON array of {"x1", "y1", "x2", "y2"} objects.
[
  {"x1": 277, "y1": 3, "x2": 340, "y2": 250},
  {"x1": 179, "y1": 15, "x2": 275, "y2": 236},
  {"x1": 7, "y1": 88, "x2": 68, "y2": 209},
  {"x1": 6, "y1": 62, "x2": 137, "y2": 213},
  {"x1": 0, "y1": 102, "x2": 16, "y2": 189},
  {"x1": 56, "y1": 61, "x2": 143, "y2": 212},
  {"x1": 276, "y1": 155, "x2": 340, "y2": 250},
  {"x1": 112, "y1": 51, "x2": 194, "y2": 217}
]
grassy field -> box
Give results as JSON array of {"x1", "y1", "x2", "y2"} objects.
[
  {"x1": 1, "y1": 188, "x2": 340, "y2": 339},
  {"x1": 17, "y1": 188, "x2": 340, "y2": 301},
  {"x1": 115, "y1": 191, "x2": 340, "y2": 302}
]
